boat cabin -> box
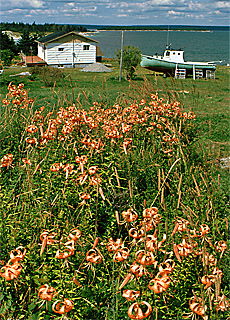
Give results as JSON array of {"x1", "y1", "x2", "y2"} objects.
[{"x1": 163, "y1": 49, "x2": 185, "y2": 63}]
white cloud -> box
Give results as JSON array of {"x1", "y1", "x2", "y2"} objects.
[{"x1": 215, "y1": 1, "x2": 230, "y2": 8}]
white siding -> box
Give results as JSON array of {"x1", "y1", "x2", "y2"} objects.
[
  {"x1": 37, "y1": 44, "x2": 45, "y2": 60},
  {"x1": 45, "y1": 42, "x2": 96, "y2": 66}
]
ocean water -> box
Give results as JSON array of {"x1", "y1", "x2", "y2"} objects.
[{"x1": 89, "y1": 30, "x2": 229, "y2": 65}]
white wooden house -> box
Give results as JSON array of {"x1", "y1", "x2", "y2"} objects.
[{"x1": 36, "y1": 31, "x2": 103, "y2": 68}]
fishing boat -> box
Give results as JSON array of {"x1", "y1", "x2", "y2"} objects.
[{"x1": 140, "y1": 45, "x2": 216, "y2": 78}]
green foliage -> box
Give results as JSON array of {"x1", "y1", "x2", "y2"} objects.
[
  {"x1": 30, "y1": 65, "x2": 64, "y2": 86},
  {"x1": 116, "y1": 45, "x2": 142, "y2": 79},
  {"x1": 0, "y1": 73, "x2": 229, "y2": 320},
  {"x1": 0, "y1": 49, "x2": 15, "y2": 66},
  {"x1": 0, "y1": 31, "x2": 18, "y2": 54}
]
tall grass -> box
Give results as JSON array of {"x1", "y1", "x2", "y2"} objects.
[{"x1": 0, "y1": 76, "x2": 229, "y2": 320}]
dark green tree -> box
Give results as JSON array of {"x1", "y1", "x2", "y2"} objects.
[
  {"x1": 16, "y1": 31, "x2": 36, "y2": 56},
  {"x1": 0, "y1": 31, "x2": 18, "y2": 54},
  {"x1": 116, "y1": 45, "x2": 142, "y2": 80}
]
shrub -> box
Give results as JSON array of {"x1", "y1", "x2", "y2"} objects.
[{"x1": 116, "y1": 45, "x2": 142, "y2": 80}]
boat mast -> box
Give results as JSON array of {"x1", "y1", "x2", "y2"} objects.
[{"x1": 166, "y1": 26, "x2": 171, "y2": 49}]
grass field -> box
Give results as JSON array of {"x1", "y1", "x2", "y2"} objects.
[
  {"x1": 1, "y1": 61, "x2": 229, "y2": 168},
  {"x1": 0, "y1": 60, "x2": 229, "y2": 320}
]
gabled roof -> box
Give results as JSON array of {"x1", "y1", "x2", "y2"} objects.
[{"x1": 36, "y1": 31, "x2": 99, "y2": 44}]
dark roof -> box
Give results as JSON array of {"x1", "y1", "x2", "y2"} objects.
[{"x1": 36, "y1": 31, "x2": 99, "y2": 44}]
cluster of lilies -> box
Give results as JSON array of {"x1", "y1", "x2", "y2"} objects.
[
  {"x1": 1, "y1": 83, "x2": 229, "y2": 319},
  {"x1": 0, "y1": 246, "x2": 26, "y2": 281},
  {"x1": 2, "y1": 82, "x2": 34, "y2": 110},
  {"x1": 0, "y1": 82, "x2": 197, "y2": 179}
]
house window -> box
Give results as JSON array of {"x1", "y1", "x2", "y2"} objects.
[
  {"x1": 58, "y1": 48, "x2": 64, "y2": 52},
  {"x1": 83, "y1": 45, "x2": 90, "y2": 50}
]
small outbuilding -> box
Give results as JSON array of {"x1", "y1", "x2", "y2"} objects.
[{"x1": 35, "y1": 31, "x2": 103, "y2": 68}]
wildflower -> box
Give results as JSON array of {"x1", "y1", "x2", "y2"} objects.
[
  {"x1": 86, "y1": 249, "x2": 101, "y2": 264},
  {"x1": 0, "y1": 259, "x2": 22, "y2": 281},
  {"x1": 148, "y1": 271, "x2": 170, "y2": 294},
  {"x1": 52, "y1": 299, "x2": 74, "y2": 314},
  {"x1": 130, "y1": 261, "x2": 146, "y2": 278},
  {"x1": 107, "y1": 238, "x2": 122, "y2": 252},
  {"x1": 88, "y1": 166, "x2": 98, "y2": 175},
  {"x1": 128, "y1": 301, "x2": 152, "y2": 319},
  {"x1": 122, "y1": 290, "x2": 140, "y2": 302},
  {"x1": 40, "y1": 231, "x2": 57, "y2": 256},
  {"x1": 215, "y1": 295, "x2": 229, "y2": 312},
  {"x1": 55, "y1": 242, "x2": 74, "y2": 259},
  {"x1": 38, "y1": 284, "x2": 57, "y2": 301},
  {"x1": 22, "y1": 158, "x2": 32, "y2": 166},
  {"x1": 68, "y1": 228, "x2": 81, "y2": 242},
  {"x1": 25, "y1": 137, "x2": 38, "y2": 144},
  {"x1": 189, "y1": 296, "x2": 207, "y2": 317},
  {"x1": 129, "y1": 228, "x2": 144, "y2": 239},
  {"x1": 79, "y1": 193, "x2": 90, "y2": 200},
  {"x1": 1, "y1": 154, "x2": 13, "y2": 169},
  {"x1": 215, "y1": 240, "x2": 227, "y2": 253},
  {"x1": 135, "y1": 250, "x2": 156, "y2": 266},
  {"x1": 113, "y1": 247, "x2": 129, "y2": 262},
  {"x1": 122, "y1": 209, "x2": 138, "y2": 222},
  {"x1": 26, "y1": 125, "x2": 38, "y2": 133}
]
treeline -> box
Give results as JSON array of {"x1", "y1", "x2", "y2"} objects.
[
  {"x1": 0, "y1": 22, "x2": 87, "y2": 35},
  {"x1": 98, "y1": 25, "x2": 229, "y2": 31}
]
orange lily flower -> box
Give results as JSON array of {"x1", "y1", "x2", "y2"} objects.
[
  {"x1": 89, "y1": 175, "x2": 102, "y2": 185},
  {"x1": 189, "y1": 296, "x2": 207, "y2": 317},
  {"x1": 40, "y1": 231, "x2": 57, "y2": 255},
  {"x1": 38, "y1": 284, "x2": 57, "y2": 301},
  {"x1": 79, "y1": 193, "x2": 90, "y2": 200},
  {"x1": 215, "y1": 295, "x2": 229, "y2": 312},
  {"x1": 107, "y1": 238, "x2": 122, "y2": 252},
  {"x1": 199, "y1": 224, "x2": 210, "y2": 236},
  {"x1": 26, "y1": 125, "x2": 38, "y2": 133},
  {"x1": 122, "y1": 209, "x2": 138, "y2": 222},
  {"x1": 158, "y1": 259, "x2": 175, "y2": 274},
  {"x1": 55, "y1": 242, "x2": 74, "y2": 259},
  {"x1": 0, "y1": 259, "x2": 22, "y2": 281},
  {"x1": 128, "y1": 301, "x2": 152, "y2": 319},
  {"x1": 130, "y1": 261, "x2": 146, "y2": 278},
  {"x1": 135, "y1": 250, "x2": 156, "y2": 266},
  {"x1": 52, "y1": 299, "x2": 74, "y2": 314},
  {"x1": 113, "y1": 247, "x2": 129, "y2": 262},
  {"x1": 143, "y1": 207, "x2": 158, "y2": 218},
  {"x1": 146, "y1": 234, "x2": 157, "y2": 251},
  {"x1": 88, "y1": 166, "x2": 98, "y2": 175},
  {"x1": 50, "y1": 163, "x2": 63, "y2": 172},
  {"x1": 0, "y1": 154, "x2": 13, "y2": 169},
  {"x1": 201, "y1": 275, "x2": 215, "y2": 289},
  {"x1": 215, "y1": 240, "x2": 227, "y2": 253},
  {"x1": 122, "y1": 289, "x2": 140, "y2": 302},
  {"x1": 9, "y1": 246, "x2": 26, "y2": 262},
  {"x1": 86, "y1": 249, "x2": 102, "y2": 264},
  {"x1": 68, "y1": 228, "x2": 81, "y2": 242},
  {"x1": 22, "y1": 158, "x2": 32, "y2": 166},
  {"x1": 148, "y1": 271, "x2": 170, "y2": 293},
  {"x1": 129, "y1": 228, "x2": 144, "y2": 239}
]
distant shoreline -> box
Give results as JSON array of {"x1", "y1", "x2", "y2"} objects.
[{"x1": 97, "y1": 29, "x2": 213, "y2": 32}]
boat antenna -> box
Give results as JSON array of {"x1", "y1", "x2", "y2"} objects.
[{"x1": 166, "y1": 25, "x2": 169, "y2": 49}]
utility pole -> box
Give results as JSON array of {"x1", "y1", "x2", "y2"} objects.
[
  {"x1": 72, "y1": 35, "x2": 75, "y2": 68},
  {"x1": 119, "y1": 30, "x2": 124, "y2": 82},
  {"x1": 31, "y1": 46, "x2": 33, "y2": 64}
]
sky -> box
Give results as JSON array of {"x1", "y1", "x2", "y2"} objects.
[{"x1": 0, "y1": 0, "x2": 229, "y2": 26}]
